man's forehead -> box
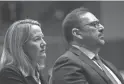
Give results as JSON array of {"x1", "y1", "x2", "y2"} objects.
[{"x1": 79, "y1": 12, "x2": 98, "y2": 23}]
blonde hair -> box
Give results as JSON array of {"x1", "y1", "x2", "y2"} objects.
[{"x1": 0, "y1": 19, "x2": 41, "y2": 76}]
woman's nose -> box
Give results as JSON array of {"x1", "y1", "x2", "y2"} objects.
[{"x1": 40, "y1": 39, "x2": 46, "y2": 49}]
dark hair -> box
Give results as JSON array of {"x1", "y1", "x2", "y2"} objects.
[{"x1": 62, "y1": 7, "x2": 89, "y2": 43}]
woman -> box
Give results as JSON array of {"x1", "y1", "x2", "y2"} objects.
[{"x1": 0, "y1": 19, "x2": 47, "y2": 84}]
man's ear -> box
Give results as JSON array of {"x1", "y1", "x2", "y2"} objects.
[{"x1": 72, "y1": 28, "x2": 83, "y2": 39}]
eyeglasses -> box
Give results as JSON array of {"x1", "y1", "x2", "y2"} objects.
[{"x1": 84, "y1": 21, "x2": 100, "y2": 28}]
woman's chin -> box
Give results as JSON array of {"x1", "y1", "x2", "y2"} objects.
[{"x1": 37, "y1": 63, "x2": 45, "y2": 70}]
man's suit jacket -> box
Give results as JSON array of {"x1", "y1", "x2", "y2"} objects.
[{"x1": 50, "y1": 46, "x2": 124, "y2": 84}]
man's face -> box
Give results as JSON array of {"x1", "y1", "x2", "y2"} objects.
[{"x1": 79, "y1": 12, "x2": 105, "y2": 46}]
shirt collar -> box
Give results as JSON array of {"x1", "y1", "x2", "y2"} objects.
[{"x1": 72, "y1": 45, "x2": 95, "y2": 60}]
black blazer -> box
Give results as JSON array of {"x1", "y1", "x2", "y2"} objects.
[
  {"x1": 0, "y1": 65, "x2": 47, "y2": 84},
  {"x1": 50, "y1": 46, "x2": 124, "y2": 84}
]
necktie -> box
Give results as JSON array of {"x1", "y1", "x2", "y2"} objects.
[{"x1": 94, "y1": 56, "x2": 118, "y2": 84}]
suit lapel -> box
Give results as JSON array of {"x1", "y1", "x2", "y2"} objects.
[
  {"x1": 101, "y1": 58, "x2": 124, "y2": 84},
  {"x1": 70, "y1": 46, "x2": 111, "y2": 84}
]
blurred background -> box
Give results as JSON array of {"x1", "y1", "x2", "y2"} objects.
[{"x1": 0, "y1": 1, "x2": 124, "y2": 80}]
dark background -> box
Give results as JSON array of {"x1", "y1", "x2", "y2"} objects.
[{"x1": 0, "y1": 1, "x2": 124, "y2": 79}]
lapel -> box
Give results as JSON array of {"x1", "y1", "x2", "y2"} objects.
[
  {"x1": 69, "y1": 46, "x2": 111, "y2": 84},
  {"x1": 39, "y1": 74, "x2": 46, "y2": 84},
  {"x1": 101, "y1": 58, "x2": 124, "y2": 84}
]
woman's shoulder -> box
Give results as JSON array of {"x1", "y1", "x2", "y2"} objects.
[
  {"x1": 0, "y1": 65, "x2": 22, "y2": 77},
  {"x1": 0, "y1": 65, "x2": 25, "y2": 84}
]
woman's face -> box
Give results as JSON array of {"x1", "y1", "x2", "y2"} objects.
[{"x1": 23, "y1": 25, "x2": 46, "y2": 70}]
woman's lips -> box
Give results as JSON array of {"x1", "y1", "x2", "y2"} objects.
[{"x1": 40, "y1": 50, "x2": 46, "y2": 57}]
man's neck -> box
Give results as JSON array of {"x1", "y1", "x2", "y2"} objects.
[{"x1": 71, "y1": 41, "x2": 100, "y2": 55}]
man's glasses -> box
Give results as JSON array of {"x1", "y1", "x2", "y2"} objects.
[{"x1": 84, "y1": 21, "x2": 100, "y2": 28}]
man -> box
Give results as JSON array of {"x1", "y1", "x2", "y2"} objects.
[{"x1": 50, "y1": 7, "x2": 124, "y2": 84}]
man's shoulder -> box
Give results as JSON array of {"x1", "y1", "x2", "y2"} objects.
[
  {"x1": 53, "y1": 50, "x2": 83, "y2": 68},
  {"x1": 56, "y1": 50, "x2": 79, "y2": 62}
]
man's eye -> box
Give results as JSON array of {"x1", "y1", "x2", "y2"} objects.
[
  {"x1": 90, "y1": 22, "x2": 99, "y2": 27},
  {"x1": 91, "y1": 23, "x2": 96, "y2": 26}
]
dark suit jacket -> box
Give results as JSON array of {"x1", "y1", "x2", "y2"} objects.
[
  {"x1": 0, "y1": 65, "x2": 47, "y2": 84},
  {"x1": 51, "y1": 46, "x2": 124, "y2": 84}
]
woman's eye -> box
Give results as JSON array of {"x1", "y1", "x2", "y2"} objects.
[{"x1": 34, "y1": 37, "x2": 41, "y2": 41}]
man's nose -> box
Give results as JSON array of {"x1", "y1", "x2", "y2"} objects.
[{"x1": 98, "y1": 24, "x2": 104, "y2": 33}]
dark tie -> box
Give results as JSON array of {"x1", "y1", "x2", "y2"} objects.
[{"x1": 93, "y1": 56, "x2": 118, "y2": 84}]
